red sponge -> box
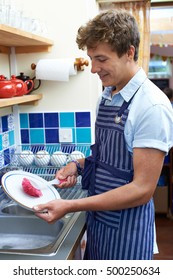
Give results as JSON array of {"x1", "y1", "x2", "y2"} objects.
[{"x1": 22, "y1": 177, "x2": 42, "y2": 197}]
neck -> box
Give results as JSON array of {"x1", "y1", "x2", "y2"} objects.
[{"x1": 112, "y1": 65, "x2": 141, "y2": 96}]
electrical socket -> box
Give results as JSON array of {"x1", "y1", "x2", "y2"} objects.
[{"x1": 59, "y1": 128, "x2": 72, "y2": 143}]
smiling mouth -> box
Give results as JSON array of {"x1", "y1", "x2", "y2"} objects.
[{"x1": 99, "y1": 73, "x2": 108, "y2": 80}]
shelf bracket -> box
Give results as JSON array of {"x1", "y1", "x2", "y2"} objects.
[{"x1": 10, "y1": 47, "x2": 17, "y2": 75}]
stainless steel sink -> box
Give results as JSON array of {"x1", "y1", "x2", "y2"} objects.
[
  {"x1": 0, "y1": 183, "x2": 87, "y2": 258},
  {"x1": 1, "y1": 204, "x2": 35, "y2": 216},
  {"x1": 0, "y1": 204, "x2": 82, "y2": 256},
  {"x1": 0, "y1": 200, "x2": 67, "y2": 255},
  {"x1": 0, "y1": 215, "x2": 64, "y2": 251}
]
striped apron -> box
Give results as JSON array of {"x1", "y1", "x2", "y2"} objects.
[{"x1": 82, "y1": 95, "x2": 154, "y2": 260}]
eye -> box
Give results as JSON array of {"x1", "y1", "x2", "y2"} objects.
[{"x1": 97, "y1": 57, "x2": 107, "y2": 62}]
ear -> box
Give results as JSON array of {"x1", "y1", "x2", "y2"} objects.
[{"x1": 127, "y1": 45, "x2": 135, "y2": 60}]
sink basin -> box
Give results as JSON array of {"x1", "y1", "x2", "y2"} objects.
[
  {"x1": 0, "y1": 216, "x2": 64, "y2": 252},
  {"x1": 1, "y1": 204, "x2": 34, "y2": 216},
  {"x1": 0, "y1": 184, "x2": 87, "y2": 258},
  {"x1": 0, "y1": 202, "x2": 81, "y2": 257}
]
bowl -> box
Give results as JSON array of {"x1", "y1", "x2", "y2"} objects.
[
  {"x1": 19, "y1": 150, "x2": 34, "y2": 166},
  {"x1": 35, "y1": 150, "x2": 50, "y2": 167},
  {"x1": 68, "y1": 150, "x2": 85, "y2": 161},
  {"x1": 50, "y1": 151, "x2": 67, "y2": 167}
]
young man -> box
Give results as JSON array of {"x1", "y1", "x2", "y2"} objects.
[{"x1": 34, "y1": 10, "x2": 173, "y2": 260}]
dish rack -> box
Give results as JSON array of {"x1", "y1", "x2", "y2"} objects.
[
  {"x1": 0, "y1": 145, "x2": 90, "y2": 204},
  {"x1": 0, "y1": 144, "x2": 91, "y2": 201}
]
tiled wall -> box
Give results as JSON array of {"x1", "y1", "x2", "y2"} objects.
[
  {"x1": 0, "y1": 111, "x2": 92, "y2": 168},
  {"x1": 0, "y1": 114, "x2": 15, "y2": 168},
  {"x1": 20, "y1": 111, "x2": 92, "y2": 145}
]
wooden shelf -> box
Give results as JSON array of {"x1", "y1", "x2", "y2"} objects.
[
  {"x1": 0, "y1": 93, "x2": 42, "y2": 108},
  {"x1": 0, "y1": 24, "x2": 53, "y2": 53}
]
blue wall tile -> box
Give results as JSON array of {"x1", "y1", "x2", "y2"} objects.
[
  {"x1": 44, "y1": 113, "x2": 59, "y2": 128},
  {"x1": 21, "y1": 129, "x2": 30, "y2": 144},
  {"x1": 1, "y1": 116, "x2": 8, "y2": 132},
  {"x1": 30, "y1": 129, "x2": 45, "y2": 144},
  {"x1": 76, "y1": 128, "x2": 91, "y2": 143},
  {"x1": 29, "y1": 113, "x2": 43, "y2": 128},
  {"x1": 20, "y1": 113, "x2": 29, "y2": 129},
  {"x1": 9, "y1": 131, "x2": 15, "y2": 146},
  {"x1": 75, "y1": 112, "x2": 91, "y2": 127},
  {"x1": 72, "y1": 128, "x2": 75, "y2": 143},
  {"x1": 60, "y1": 112, "x2": 75, "y2": 127},
  {"x1": 45, "y1": 129, "x2": 59, "y2": 143},
  {"x1": 0, "y1": 135, "x2": 2, "y2": 150}
]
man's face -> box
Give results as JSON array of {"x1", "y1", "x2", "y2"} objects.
[{"x1": 87, "y1": 43, "x2": 131, "y2": 89}]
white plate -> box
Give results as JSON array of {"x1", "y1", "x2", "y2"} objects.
[{"x1": 1, "y1": 170, "x2": 60, "y2": 211}]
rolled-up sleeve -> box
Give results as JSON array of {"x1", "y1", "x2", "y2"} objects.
[{"x1": 125, "y1": 105, "x2": 173, "y2": 154}]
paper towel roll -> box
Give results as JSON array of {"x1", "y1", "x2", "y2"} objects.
[{"x1": 36, "y1": 58, "x2": 77, "y2": 81}]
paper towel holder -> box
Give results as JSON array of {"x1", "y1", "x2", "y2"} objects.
[
  {"x1": 74, "y1": 58, "x2": 89, "y2": 71},
  {"x1": 31, "y1": 57, "x2": 89, "y2": 72}
]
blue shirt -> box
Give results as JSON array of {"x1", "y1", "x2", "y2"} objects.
[{"x1": 98, "y1": 68, "x2": 173, "y2": 154}]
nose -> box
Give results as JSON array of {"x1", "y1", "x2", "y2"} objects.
[{"x1": 90, "y1": 61, "x2": 100, "y2": 74}]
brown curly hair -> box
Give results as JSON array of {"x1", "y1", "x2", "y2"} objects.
[{"x1": 76, "y1": 9, "x2": 140, "y2": 61}]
